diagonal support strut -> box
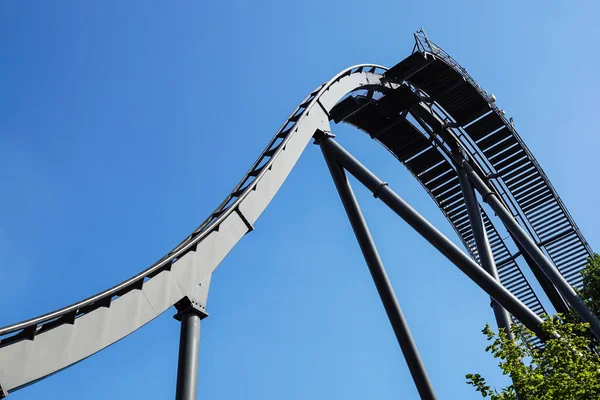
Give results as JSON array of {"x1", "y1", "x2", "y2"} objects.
[
  {"x1": 457, "y1": 166, "x2": 514, "y2": 340},
  {"x1": 460, "y1": 160, "x2": 600, "y2": 340},
  {"x1": 318, "y1": 134, "x2": 437, "y2": 400},
  {"x1": 317, "y1": 133, "x2": 545, "y2": 338}
]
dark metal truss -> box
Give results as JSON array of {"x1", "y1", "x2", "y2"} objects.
[
  {"x1": 413, "y1": 29, "x2": 593, "y2": 292},
  {"x1": 330, "y1": 32, "x2": 597, "y2": 346}
]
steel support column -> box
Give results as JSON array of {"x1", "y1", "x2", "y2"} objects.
[
  {"x1": 317, "y1": 134, "x2": 545, "y2": 337},
  {"x1": 460, "y1": 160, "x2": 600, "y2": 339},
  {"x1": 176, "y1": 312, "x2": 201, "y2": 400},
  {"x1": 174, "y1": 284, "x2": 210, "y2": 400},
  {"x1": 457, "y1": 167, "x2": 514, "y2": 340},
  {"x1": 319, "y1": 137, "x2": 437, "y2": 400}
]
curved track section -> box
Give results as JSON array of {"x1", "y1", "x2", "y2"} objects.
[
  {"x1": 0, "y1": 34, "x2": 592, "y2": 393},
  {"x1": 0, "y1": 65, "x2": 392, "y2": 394},
  {"x1": 329, "y1": 33, "x2": 592, "y2": 344}
]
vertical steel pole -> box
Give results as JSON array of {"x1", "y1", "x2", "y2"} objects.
[
  {"x1": 457, "y1": 167, "x2": 514, "y2": 340},
  {"x1": 319, "y1": 139, "x2": 437, "y2": 400},
  {"x1": 176, "y1": 311, "x2": 201, "y2": 400},
  {"x1": 460, "y1": 160, "x2": 600, "y2": 340},
  {"x1": 174, "y1": 288, "x2": 209, "y2": 400},
  {"x1": 317, "y1": 136, "x2": 545, "y2": 337}
]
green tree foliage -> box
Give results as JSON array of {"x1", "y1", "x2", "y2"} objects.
[
  {"x1": 578, "y1": 254, "x2": 600, "y2": 318},
  {"x1": 467, "y1": 254, "x2": 600, "y2": 399}
]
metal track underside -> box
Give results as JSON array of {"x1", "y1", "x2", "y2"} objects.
[{"x1": 330, "y1": 34, "x2": 593, "y2": 345}]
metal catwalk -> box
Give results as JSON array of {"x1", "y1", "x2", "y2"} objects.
[{"x1": 0, "y1": 30, "x2": 596, "y2": 399}]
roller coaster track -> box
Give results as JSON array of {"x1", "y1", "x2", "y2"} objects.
[{"x1": 0, "y1": 32, "x2": 592, "y2": 396}]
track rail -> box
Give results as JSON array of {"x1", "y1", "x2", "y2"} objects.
[{"x1": 0, "y1": 33, "x2": 592, "y2": 394}]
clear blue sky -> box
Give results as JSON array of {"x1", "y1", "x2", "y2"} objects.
[{"x1": 1, "y1": 1, "x2": 599, "y2": 399}]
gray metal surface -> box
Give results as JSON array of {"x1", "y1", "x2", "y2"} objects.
[{"x1": 319, "y1": 134, "x2": 437, "y2": 400}]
